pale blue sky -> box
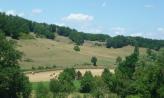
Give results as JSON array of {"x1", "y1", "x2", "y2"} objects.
[{"x1": 0, "y1": 0, "x2": 164, "y2": 39}]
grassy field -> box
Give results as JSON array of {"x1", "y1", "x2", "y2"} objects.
[{"x1": 17, "y1": 36, "x2": 146, "y2": 70}]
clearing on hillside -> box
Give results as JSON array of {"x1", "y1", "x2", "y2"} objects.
[{"x1": 17, "y1": 37, "x2": 146, "y2": 70}]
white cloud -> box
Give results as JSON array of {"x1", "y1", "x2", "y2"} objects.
[
  {"x1": 88, "y1": 28, "x2": 102, "y2": 33},
  {"x1": 80, "y1": 26, "x2": 103, "y2": 33},
  {"x1": 62, "y1": 13, "x2": 94, "y2": 22},
  {"x1": 102, "y1": 2, "x2": 107, "y2": 7},
  {"x1": 130, "y1": 32, "x2": 143, "y2": 37},
  {"x1": 6, "y1": 10, "x2": 16, "y2": 16},
  {"x1": 32, "y1": 9, "x2": 43, "y2": 14},
  {"x1": 111, "y1": 27, "x2": 126, "y2": 35},
  {"x1": 5, "y1": 10, "x2": 25, "y2": 17},
  {"x1": 130, "y1": 32, "x2": 164, "y2": 40},
  {"x1": 144, "y1": 4, "x2": 154, "y2": 8},
  {"x1": 157, "y1": 27, "x2": 164, "y2": 32},
  {"x1": 0, "y1": 9, "x2": 2, "y2": 12},
  {"x1": 55, "y1": 22, "x2": 66, "y2": 26},
  {"x1": 18, "y1": 13, "x2": 25, "y2": 17}
]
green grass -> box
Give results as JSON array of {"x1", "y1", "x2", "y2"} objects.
[
  {"x1": 73, "y1": 80, "x2": 81, "y2": 91},
  {"x1": 32, "y1": 80, "x2": 81, "y2": 91},
  {"x1": 17, "y1": 36, "x2": 146, "y2": 70},
  {"x1": 32, "y1": 81, "x2": 49, "y2": 90}
]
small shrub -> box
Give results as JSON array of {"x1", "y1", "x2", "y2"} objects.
[
  {"x1": 74, "y1": 45, "x2": 80, "y2": 51},
  {"x1": 91, "y1": 56, "x2": 97, "y2": 66},
  {"x1": 52, "y1": 64, "x2": 57, "y2": 68},
  {"x1": 24, "y1": 58, "x2": 33, "y2": 62},
  {"x1": 32, "y1": 66, "x2": 36, "y2": 70},
  {"x1": 38, "y1": 66, "x2": 45, "y2": 70},
  {"x1": 76, "y1": 71, "x2": 82, "y2": 80},
  {"x1": 45, "y1": 66, "x2": 51, "y2": 69}
]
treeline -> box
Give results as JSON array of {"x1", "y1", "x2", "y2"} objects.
[
  {"x1": 0, "y1": 12, "x2": 109, "y2": 42},
  {"x1": 0, "y1": 12, "x2": 56, "y2": 39},
  {"x1": 37, "y1": 68, "x2": 118, "y2": 98},
  {"x1": 0, "y1": 12, "x2": 164, "y2": 49},
  {"x1": 106, "y1": 35, "x2": 164, "y2": 50}
]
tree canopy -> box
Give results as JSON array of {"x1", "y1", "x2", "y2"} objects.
[
  {"x1": 1, "y1": 12, "x2": 164, "y2": 49},
  {"x1": 0, "y1": 32, "x2": 31, "y2": 98}
]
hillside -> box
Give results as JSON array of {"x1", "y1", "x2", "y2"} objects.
[
  {"x1": 1, "y1": 12, "x2": 164, "y2": 50},
  {"x1": 17, "y1": 36, "x2": 146, "y2": 70}
]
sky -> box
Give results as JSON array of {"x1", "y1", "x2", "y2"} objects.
[{"x1": 0, "y1": 0, "x2": 164, "y2": 39}]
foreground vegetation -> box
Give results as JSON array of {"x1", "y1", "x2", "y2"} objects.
[
  {"x1": 30, "y1": 47, "x2": 164, "y2": 98},
  {"x1": 0, "y1": 33, "x2": 31, "y2": 98}
]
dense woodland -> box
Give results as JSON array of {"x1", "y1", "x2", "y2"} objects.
[{"x1": 0, "y1": 12, "x2": 164, "y2": 49}]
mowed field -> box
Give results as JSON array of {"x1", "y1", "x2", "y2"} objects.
[
  {"x1": 17, "y1": 36, "x2": 146, "y2": 70},
  {"x1": 26, "y1": 68, "x2": 115, "y2": 82}
]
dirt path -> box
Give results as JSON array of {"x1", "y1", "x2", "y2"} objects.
[{"x1": 26, "y1": 68, "x2": 114, "y2": 82}]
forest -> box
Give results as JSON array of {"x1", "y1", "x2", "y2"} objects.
[{"x1": 0, "y1": 12, "x2": 164, "y2": 50}]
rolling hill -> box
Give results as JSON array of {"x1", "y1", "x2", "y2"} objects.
[{"x1": 17, "y1": 35, "x2": 146, "y2": 70}]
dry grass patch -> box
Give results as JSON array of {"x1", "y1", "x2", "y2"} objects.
[{"x1": 17, "y1": 37, "x2": 146, "y2": 70}]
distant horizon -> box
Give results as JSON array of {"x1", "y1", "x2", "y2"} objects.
[{"x1": 0, "y1": 0, "x2": 164, "y2": 39}]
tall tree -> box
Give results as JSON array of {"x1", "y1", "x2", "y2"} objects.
[
  {"x1": 91, "y1": 56, "x2": 97, "y2": 66},
  {"x1": 80, "y1": 71, "x2": 94, "y2": 93},
  {"x1": 0, "y1": 33, "x2": 31, "y2": 98}
]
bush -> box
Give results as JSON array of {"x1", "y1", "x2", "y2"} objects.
[
  {"x1": 92, "y1": 76, "x2": 108, "y2": 98},
  {"x1": 32, "y1": 66, "x2": 36, "y2": 70},
  {"x1": 52, "y1": 64, "x2": 57, "y2": 68},
  {"x1": 50, "y1": 68, "x2": 76, "y2": 94},
  {"x1": 45, "y1": 66, "x2": 51, "y2": 69},
  {"x1": 76, "y1": 71, "x2": 82, "y2": 80},
  {"x1": 74, "y1": 45, "x2": 80, "y2": 51},
  {"x1": 50, "y1": 79, "x2": 62, "y2": 95},
  {"x1": 91, "y1": 56, "x2": 97, "y2": 66},
  {"x1": 36, "y1": 82, "x2": 49, "y2": 98},
  {"x1": 58, "y1": 68, "x2": 76, "y2": 81},
  {"x1": 80, "y1": 71, "x2": 94, "y2": 93},
  {"x1": 38, "y1": 66, "x2": 45, "y2": 70},
  {"x1": 101, "y1": 68, "x2": 115, "y2": 92}
]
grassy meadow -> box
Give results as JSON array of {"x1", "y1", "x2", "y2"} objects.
[{"x1": 17, "y1": 36, "x2": 146, "y2": 70}]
